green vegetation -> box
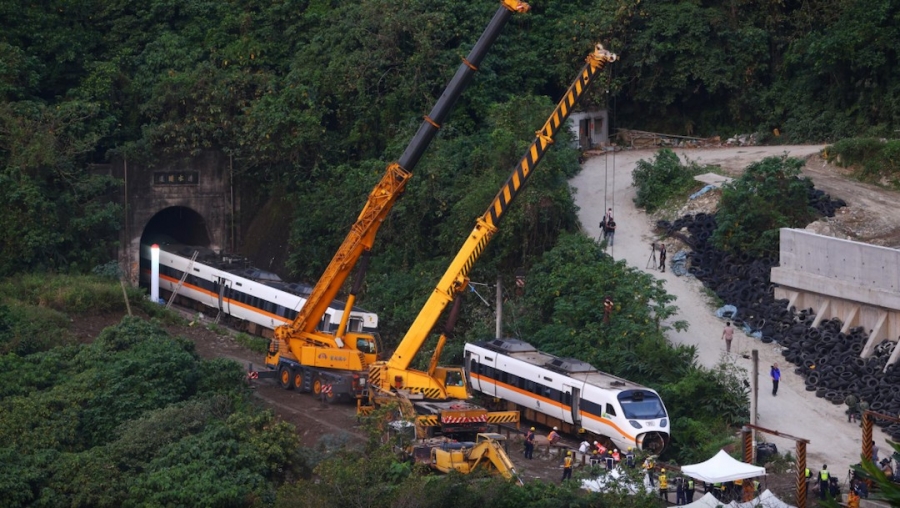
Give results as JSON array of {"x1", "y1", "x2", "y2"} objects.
[
  {"x1": 631, "y1": 149, "x2": 710, "y2": 212},
  {"x1": 827, "y1": 137, "x2": 900, "y2": 188},
  {"x1": 712, "y1": 156, "x2": 816, "y2": 256},
  {"x1": 0, "y1": 274, "x2": 144, "y2": 355},
  {"x1": 236, "y1": 332, "x2": 270, "y2": 354},
  {"x1": 0, "y1": 317, "x2": 300, "y2": 507}
]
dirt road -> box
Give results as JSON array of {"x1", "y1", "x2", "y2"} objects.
[{"x1": 570, "y1": 145, "x2": 894, "y2": 473}]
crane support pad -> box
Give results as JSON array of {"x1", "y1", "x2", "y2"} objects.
[{"x1": 486, "y1": 411, "x2": 520, "y2": 424}]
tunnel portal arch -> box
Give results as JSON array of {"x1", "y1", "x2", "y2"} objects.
[{"x1": 140, "y1": 206, "x2": 212, "y2": 248}]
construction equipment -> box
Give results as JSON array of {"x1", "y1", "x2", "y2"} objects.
[
  {"x1": 261, "y1": 0, "x2": 531, "y2": 401},
  {"x1": 423, "y1": 433, "x2": 523, "y2": 485},
  {"x1": 366, "y1": 43, "x2": 618, "y2": 435}
]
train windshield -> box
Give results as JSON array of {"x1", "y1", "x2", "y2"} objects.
[{"x1": 617, "y1": 390, "x2": 666, "y2": 419}]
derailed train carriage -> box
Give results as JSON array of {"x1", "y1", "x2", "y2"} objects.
[
  {"x1": 465, "y1": 338, "x2": 669, "y2": 453},
  {"x1": 139, "y1": 238, "x2": 378, "y2": 338}
]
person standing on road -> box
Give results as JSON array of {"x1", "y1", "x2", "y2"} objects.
[
  {"x1": 524, "y1": 427, "x2": 535, "y2": 460},
  {"x1": 771, "y1": 363, "x2": 781, "y2": 396},
  {"x1": 562, "y1": 451, "x2": 574, "y2": 481},
  {"x1": 818, "y1": 465, "x2": 830, "y2": 500},
  {"x1": 722, "y1": 321, "x2": 734, "y2": 353},
  {"x1": 605, "y1": 218, "x2": 617, "y2": 246},
  {"x1": 686, "y1": 478, "x2": 695, "y2": 503},
  {"x1": 658, "y1": 243, "x2": 667, "y2": 272}
]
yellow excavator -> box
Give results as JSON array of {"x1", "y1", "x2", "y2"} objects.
[
  {"x1": 424, "y1": 433, "x2": 523, "y2": 485},
  {"x1": 365, "y1": 43, "x2": 618, "y2": 437}
]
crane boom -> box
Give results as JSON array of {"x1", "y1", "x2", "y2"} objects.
[
  {"x1": 372, "y1": 44, "x2": 617, "y2": 392},
  {"x1": 268, "y1": 1, "x2": 531, "y2": 361}
]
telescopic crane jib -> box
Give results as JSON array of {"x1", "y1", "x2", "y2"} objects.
[
  {"x1": 367, "y1": 44, "x2": 617, "y2": 430},
  {"x1": 262, "y1": 0, "x2": 531, "y2": 401}
]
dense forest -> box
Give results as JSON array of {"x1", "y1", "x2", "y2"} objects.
[{"x1": 0, "y1": 0, "x2": 896, "y2": 505}]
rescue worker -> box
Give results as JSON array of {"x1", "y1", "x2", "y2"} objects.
[
  {"x1": 659, "y1": 468, "x2": 668, "y2": 501},
  {"x1": 625, "y1": 446, "x2": 635, "y2": 468},
  {"x1": 594, "y1": 440, "x2": 607, "y2": 455},
  {"x1": 611, "y1": 448, "x2": 620, "y2": 463},
  {"x1": 562, "y1": 451, "x2": 574, "y2": 481},
  {"x1": 548, "y1": 426, "x2": 561, "y2": 445},
  {"x1": 848, "y1": 485, "x2": 861, "y2": 508},
  {"x1": 804, "y1": 467, "x2": 811, "y2": 493},
  {"x1": 818, "y1": 465, "x2": 830, "y2": 500},
  {"x1": 604, "y1": 450, "x2": 614, "y2": 470},
  {"x1": 675, "y1": 476, "x2": 686, "y2": 505},
  {"x1": 524, "y1": 427, "x2": 535, "y2": 460},
  {"x1": 644, "y1": 457, "x2": 656, "y2": 486},
  {"x1": 686, "y1": 477, "x2": 695, "y2": 503}
]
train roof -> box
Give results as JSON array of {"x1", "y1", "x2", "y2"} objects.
[{"x1": 472, "y1": 338, "x2": 650, "y2": 392}]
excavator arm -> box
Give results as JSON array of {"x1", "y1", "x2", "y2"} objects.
[
  {"x1": 372, "y1": 44, "x2": 618, "y2": 396},
  {"x1": 428, "y1": 433, "x2": 524, "y2": 485},
  {"x1": 266, "y1": 0, "x2": 531, "y2": 369}
]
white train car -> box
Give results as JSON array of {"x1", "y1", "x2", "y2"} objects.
[
  {"x1": 139, "y1": 240, "x2": 378, "y2": 337},
  {"x1": 464, "y1": 338, "x2": 669, "y2": 453}
]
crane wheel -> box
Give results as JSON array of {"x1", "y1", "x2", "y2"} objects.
[
  {"x1": 313, "y1": 376, "x2": 338, "y2": 404},
  {"x1": 291, "y1": 370, "x2": 305, "y2": 392},
  {"x1": 279, "y1": 366, "x2": 294, "y2": 390}
]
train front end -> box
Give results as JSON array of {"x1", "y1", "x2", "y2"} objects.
[{"x1": 617, "y1": 389, "x2": 670, "y2": 454}]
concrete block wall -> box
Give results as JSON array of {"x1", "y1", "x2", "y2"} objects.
[{"x1": 771, "y1": 229, "x2": 900, "y2": 365}]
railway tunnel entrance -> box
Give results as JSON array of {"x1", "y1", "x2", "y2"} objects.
[{"x1": 141, "y1": 206, "x2": 212, "y2": 248}]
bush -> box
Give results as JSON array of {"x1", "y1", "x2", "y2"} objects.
[
  {"x1": 632, "y1": 149, "x2": 710, "y2": 212},
  {"x1": 827, "y1": 137, "x2": 900, "y2": 186},
  {"x1": 712, "y1": 156, "x2": 816, "y2": 256}
]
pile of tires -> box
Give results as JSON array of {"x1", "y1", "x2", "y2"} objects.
[
  {"x1": 654, "y1": 184, "x2": 900, "y2": 437},
  {"x1": 780, "y1": 319, "x2": 900, "y2": 439}
]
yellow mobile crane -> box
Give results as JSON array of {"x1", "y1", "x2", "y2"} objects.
[
  {"x1": 261, "y1": 1, "x2": 531, "y2": 401},
  {"x1": 367, "y1": 44, "x2": 618, "y2": 435}
]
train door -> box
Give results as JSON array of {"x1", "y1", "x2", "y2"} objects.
[
  {"x1": 565, "y1": 385, "x2": 582, "y2": 427},
  {"x1": 217, "y1": 277, "x2": 231, "y2": 314}
]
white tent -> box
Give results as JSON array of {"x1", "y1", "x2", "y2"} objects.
[
  {"x1": 681, "y1": 450, "x2": 766, "y2": 483},
  {"x1": 681, "y1": 492, "x2": 724, "y2": 508},
  {"x1": 681, "y1": 489, "x2": 795, "y2": 508},
  {"x1": 581, "y1": 467, "x2": 655, "y2": 495},
  {"x1": 731, "y1": 489, "x2": 795, "y2": 508}
]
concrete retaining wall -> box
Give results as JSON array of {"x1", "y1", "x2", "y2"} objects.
[{"x1": 771, "y1": 229, "x2": 900, "y2": 365}]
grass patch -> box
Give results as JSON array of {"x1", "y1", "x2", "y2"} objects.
[
  {"x1": 235, "y1": 333, "x2": 269, "y2": 354},
  {"x1": 826, "y1": 137, "x2": 900, "y2": 189},
  {"x1": 0, "y1": 273, "x2": 141, "y2": 315}
]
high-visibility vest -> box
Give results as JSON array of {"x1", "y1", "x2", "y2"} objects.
[
  {"x1": 659, "y1": 475, "x2": 668, "y2": 489},
  {"x1": 687, "y1": 480, "x2": 694, "y2": 490},
  {"x1": 564, "y1": 456, "x2": 573, "y2": 468},
  {"x1": 820, "y1": 470, "x2": 830, "y2": 481},
  {"x1": 735, "y1": 479, "x2": 743, "y2": 486},
  {"x1": 805, "y1": 468, "x2": 811, "y2": 479}
]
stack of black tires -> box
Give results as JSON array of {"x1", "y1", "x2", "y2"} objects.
[{"x1": 656, "y1": 186, "x2": 900, "y2": 439}]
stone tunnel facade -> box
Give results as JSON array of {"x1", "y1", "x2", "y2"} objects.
[{"x1": 108, "y1": 150, "x2": 238, "y2": 285}]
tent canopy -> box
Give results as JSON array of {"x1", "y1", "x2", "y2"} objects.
[{"x1": 681, "y1": 450, "x2": 766, "y2": 483}]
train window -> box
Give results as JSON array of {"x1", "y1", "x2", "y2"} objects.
[
  {"x1": 543, "y1": 376, "x2": 553, "y2": 382},
  {"x1": 542, "y1": 385, "x2": 552, "y2": 398},
  {"x1": 617, "y1": 391, "x2": 666, "y2": 419},
  {"x1": 236, "y1": 282, "x2": 242, "y2": 287},
  {"x1": 605, "y1": 403, "x2": 617, "y2": 417},
  {"x1": 498, "y1": 371, "x2": 507, "y2": 384},
  {"x1": 349, "y1": 317, "x2": 363, "y2": 332}
]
